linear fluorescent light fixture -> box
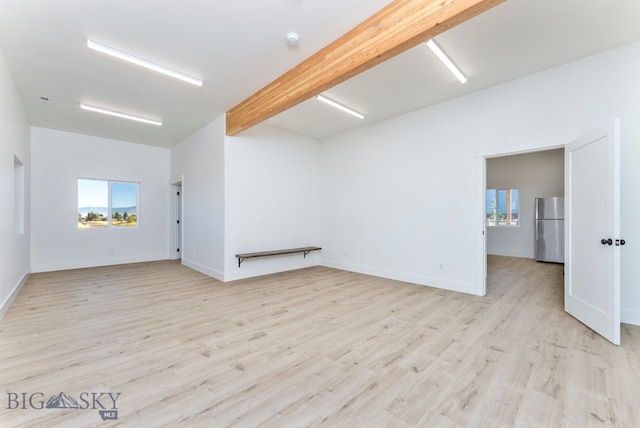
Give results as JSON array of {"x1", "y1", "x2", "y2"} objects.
[
  {"x1": 426, "y1": 39, "x2": 467, "y2": 84},
  {"x1": 316, "y1": 94, "x2": 364, "y2": 119},
  {"x1": 81, "y1": 103, "x2": 162, "y2": 126},
  {"x1": 87, "y1": 39, "x2": 203, "y2": 87}
]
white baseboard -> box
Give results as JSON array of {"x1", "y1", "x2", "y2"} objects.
[
  {"x1": 0, "y1": 269, "x2": 30, "y2": 322},
  {"x1": 182, "y1": 258, "x2": 224, "y2": 282},
  {"x1": 224, "y1": 257, "x2": 320, "y2": 282},
  {"x1": 622, "y1": 309, "x2": 640, "y2": 327},
  {"x1": 321, "y1": 259, "x2": 475, "y2": 295},
  {"x1": 30, "y1": 254, "x2": 169, "y2": 273}
]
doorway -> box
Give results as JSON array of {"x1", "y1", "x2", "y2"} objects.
[
  {"x1": 476, "y1": 147, "x2": 565, "y2": 295},
  {"x1": 476, "y1": 121, "x2": 622, "y2": 345}
]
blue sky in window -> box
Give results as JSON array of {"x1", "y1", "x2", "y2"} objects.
[
  {"x1": 112, "y1": 182, "x2": 137, "y2": 209},
  {"x1": 78, "y1": 178, "x2": 108, "y2": 207},
  {"x1": 486, "y1": 189, "x2": 519, "y2": 213}
]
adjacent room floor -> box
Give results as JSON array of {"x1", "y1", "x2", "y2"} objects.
[{"x1": 1, "y1": 256, "x2": 638, "y2": 426}]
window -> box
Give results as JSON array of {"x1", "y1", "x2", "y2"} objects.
[
  {"x1": 78, "y1": 178, "x2": 138, "y2": 229},
  {"x1": 111, "y1": 182, "x2": 138, "y2": 227},
  {"x1": 486, "y1": 188, "x2": 519, "y2": 226}
]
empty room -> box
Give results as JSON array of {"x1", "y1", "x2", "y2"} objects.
[{"x1": 2, "y1": 0, "x2": 640, "y2": 426}]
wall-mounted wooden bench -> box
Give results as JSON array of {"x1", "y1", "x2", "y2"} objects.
[{"x1": 236, "y1": 246, "x2": 321, "y2": 267}]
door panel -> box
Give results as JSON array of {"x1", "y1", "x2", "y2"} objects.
[{"x1": 565, "y1": 120, "x2": 620, "y2": 345}]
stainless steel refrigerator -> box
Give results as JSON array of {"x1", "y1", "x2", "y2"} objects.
[{"x1": 535, "y1": 197, "x2": 564, "y2": 263}]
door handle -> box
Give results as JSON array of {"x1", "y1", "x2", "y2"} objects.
[
  {"x1": 601, "y1": 238, "x2": 613, "y2": 246},
  {"x1": 616, "y1": 239, "x2": 626, "y2": 246}
]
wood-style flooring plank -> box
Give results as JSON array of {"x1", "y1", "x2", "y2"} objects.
[{"x1": 1, "y1": 257, "x2": 639, "y2": 427}]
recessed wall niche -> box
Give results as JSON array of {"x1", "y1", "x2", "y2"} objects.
[{"x1": 14, "y1": 155, "x2": 25, "y2": 235}]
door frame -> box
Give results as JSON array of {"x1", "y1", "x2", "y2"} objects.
[
  {"x1": 475, "y1": 145, "x2": 565, "y2": 296},
  {"x1": 170, "y1": 180, "x2": 183, "y2": 261}
]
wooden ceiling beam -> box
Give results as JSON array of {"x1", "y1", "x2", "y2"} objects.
[{"x1": 225, "y1": 0, "x2": 506, "y2": 136}]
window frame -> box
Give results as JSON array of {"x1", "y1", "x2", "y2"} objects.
[
  {"x1": 486, "y1": 188, "x2": 519, "y2": 227},
  {"x1": 77, "y1": 178, "x2": 139, "y2": 230}
]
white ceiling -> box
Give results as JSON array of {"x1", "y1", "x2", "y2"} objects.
[{"x1": 1, "y1": 0, "x2": 640, "y2": 148}]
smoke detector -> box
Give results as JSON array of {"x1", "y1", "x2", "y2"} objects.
[{"x1": 286, "y1": 32, "x2": 300, "y2": 46}]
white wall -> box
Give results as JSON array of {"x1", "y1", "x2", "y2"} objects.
[
  {"x1": 0, "y1": 50, "x2": 31, "y2": 318},
  {"x1": 224, "y1": 124, "x2": 320, "y2": 281},
  {"x1": 320, "y1": 42, "x2": 640, "y2": 324},
  {"x1": 320, "y1": 114, "x2": 479, "y2": 293},
  {"x1": 171, "y1": 115, "x2": 226, "y2": 280},
  {"x1": 31, "y1": 128, "x2": 170, "y2": 272},
  {"x1": 487, "y1": 149, "x2": 564, "y2": 258}
]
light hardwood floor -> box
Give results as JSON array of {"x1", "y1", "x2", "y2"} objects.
[{"x1": 1, "y1": 257, "x2": 639, "y2": 427}]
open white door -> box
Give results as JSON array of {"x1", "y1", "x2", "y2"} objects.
[{"x1": 565, "y1": 119, "x2": 621, "y2": 345}]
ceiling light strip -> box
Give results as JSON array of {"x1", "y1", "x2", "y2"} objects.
[
  {"x1": 81, "y1": 103, "x2": 162, "y2": 126},
  {"x1": 316, "y1": 95, "x2": 364, "y2": 119},
  {"x1": 426, "y1": 39, "x2": 467, "y2": 84},
  {"x1": 87, "y1": 39, "x2": 203, "y2": 87}
]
